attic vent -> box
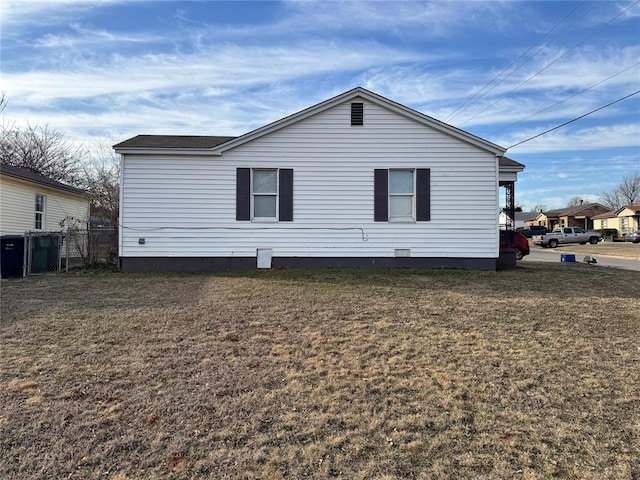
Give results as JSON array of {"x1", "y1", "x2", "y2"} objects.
[{"x1": 351, "y1": 102, "x2": 364, "y2": 126}]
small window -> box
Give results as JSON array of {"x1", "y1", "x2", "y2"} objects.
[
  {"x1": 374, "y1": 168, "x2": 430, "y2": 222},
  {"x1": 389, "y1": 169, "x2": 414, "y2": 220},
  {"x1": 351, "y1": 102, "x2": 364, "y2": 126},
  {"x1": 252, "y1": 169, "x2": 278, "y2": 219},
  {"x1": 35, "y1": 194, "x2": 45, "y2": 230},
  {"x1": 237, "y1": 168, "x2": 293, "y2": 222}
]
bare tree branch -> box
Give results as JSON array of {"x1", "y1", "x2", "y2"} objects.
[
  {"x1": 0, "y1": 123, "x2": 86, "y2": 185},
  {"x1": 600, "y1": 174, "x2": 640, "y2": 210}
]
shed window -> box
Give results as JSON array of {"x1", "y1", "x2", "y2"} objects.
[
  {"x1": 351, "y1": 102, "x2": 364, "y2": 126},
  {"x1": 35, "y1": 194, "x2": 46, "y2": 230}
]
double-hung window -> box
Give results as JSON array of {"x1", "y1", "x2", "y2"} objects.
[
  {"x1": 236, "y1": 168, "x2": 293, "y2": 222},
  {"x1": 252, "y1": 169, "x2": 278, "y2": 220},
  {"x1": 374, "y1": 168, "x2": 430, "y2": 222},
  {"x1": 389, "y1": 169, "x2": 415, "y2": 221},
  {"x1": 35, "y1": 194, "x2": 46, "y2": 230}
]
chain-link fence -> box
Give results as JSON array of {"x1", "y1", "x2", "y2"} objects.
[{"x1": 25, "y1": 230, "x2": 118, "y2": 274}]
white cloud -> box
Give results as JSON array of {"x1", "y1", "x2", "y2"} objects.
[{"x1": 501, "y1": 122, "x2": 640, "y2": 154}]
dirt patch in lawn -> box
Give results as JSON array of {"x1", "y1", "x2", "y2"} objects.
[{"x1": 1, "y1": 264, "x2": 639, "y2": 479}]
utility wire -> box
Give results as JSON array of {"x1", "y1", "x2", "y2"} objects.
[
  {"x1": 459, "y1": 0, "x2": 639, "y2": 127},
  {"x1": 445, "y1": 0, "x2": 593, "y2": 123},
  {"x1": 506, "y1": 89, "x2": 640, "y2": 150},
  {"x1": 490, "y1": 61, "x2": 640, "y2": 136}
]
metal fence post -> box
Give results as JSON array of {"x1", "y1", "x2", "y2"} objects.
[
  {"x1": 27, "y1": 233, "x2": 32, "y2": 275},
  {"x1": 58, "y1": 232, "x2": 63, "y2": 273},
  {"x1": 22, "y1": 233, "x2": 28, "y2": 277}
]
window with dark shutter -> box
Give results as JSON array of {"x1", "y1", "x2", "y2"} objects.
[
  {"x1": 416, "y1": 168, "x2": 431, "y2": 222},
  {"x1": 374, "y1": 169, "x2": 389, "y2": 221},
  {"x1": 236, "y1": 168, "x2": 251, "y2": 221},
  {"x1": 279, "y1": 169, "x2": 293, "y2": 222},
  {"x1": 374, "y1": 168, "x2": 431, "y2": 222},
  {"x1": 351, "y1": 102, "x2": 364, "y2": 126}
]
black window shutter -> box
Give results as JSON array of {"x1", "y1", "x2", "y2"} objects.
[
  {"x1": 279, "y1": 169, "x2": 293, "y2": 222},
  {"x1": 236, "y1": 168, "x2": 250, "y2": 221},
  {"x1": 351, "y1": 102, "x2": 364, "y2": 126},
  {"x1": 416, "y1": 168, "x2": 431, "y2": 222},
  {"x1": 374, "y1": 169, "x2": 388, "y2": 221}
]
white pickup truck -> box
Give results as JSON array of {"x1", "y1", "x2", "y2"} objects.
[{"x1": 533, "y1": 227, "x2": 602, "y2": 248}]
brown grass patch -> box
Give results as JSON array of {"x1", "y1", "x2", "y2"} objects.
[{"x1": 1, "y1": 264, "x2": 639, "y2": 479}]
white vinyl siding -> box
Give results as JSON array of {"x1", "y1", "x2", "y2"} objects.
[
  {"x1": 120, "y1": 98, "x2": 499, "y2": 258},
  {"x1": 0, "y1": 176, "x2": 89, "y2": 236}
]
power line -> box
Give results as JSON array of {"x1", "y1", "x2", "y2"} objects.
[
  {"x1": 489, "y1": 61, "x2": 640, "y2": 136},
  {"x1": 444, "y1": 0, "x2": 592, "y2": 123},
  {"x1": 459, "y1": 0, "x2": 640, "y2": 127},
  {"x1": 506, "y1": 89, "x2": 640, "y2": 150}
]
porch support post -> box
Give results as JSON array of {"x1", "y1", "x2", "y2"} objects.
[{"x1": 500, "y1": 181, "x2": 515, "y2": 231}]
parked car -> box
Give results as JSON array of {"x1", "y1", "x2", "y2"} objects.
[
  {"x1": 533, "y1": 227, "x2": 602, "y2": 248},
  {"x1": 518, "y1": 225, "x2": 549, "y2": 238},
  {"x1": 625, "y1": 230, "x2": 640, "y2": 243},
  {"x1": 500, "y1": 230, "x2": 530, "y2": 260}
]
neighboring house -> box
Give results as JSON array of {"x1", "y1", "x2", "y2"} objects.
[
  {"x1": 527, "y1": 203, "x2": 609, "y2": 231},
  {"x1": 616, "y1": 203, "x2": 640, "y2": 234},
  {"x1": 0, "y1": 163, "x2": 89, "y2": 236},
  {"x1": 593, "y1": 209, "x2": 621, "y2": 233},
  {"x1": 499, "y1": 211, "x2": 537, "y2": 229},
  {"x1": 595, "y1": 203, "x2": 640, "y2": 235},
  {"x1": 114, "y1": 87, "x2": 525, "y2": 272}
]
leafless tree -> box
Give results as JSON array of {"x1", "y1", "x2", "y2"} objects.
[
  {"x1": 567, "y1": 196, "x2": 584, "y2": 207},
  {"x1": 600, "y1": 174, "x2": 640, "y2": 210},
  {"x1": 0, "y1": 123, "x2": 86, "y2": 185},
  {"x1": 533, "y1": 204, "x2": 547, "y2": 213},
  {"x1": 82, "y1": 139, "x2": 120, "y2": 229}
]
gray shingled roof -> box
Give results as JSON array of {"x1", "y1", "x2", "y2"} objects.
[
  {"x1": 499, "y1": 157, "x2": 525, "y2": 169},
  {"x1": 0, "y1": 163, "x2": 87, "y2": 195},
  {"x1": 113, "y1": 135, "x2": 237, "y2": 149}
]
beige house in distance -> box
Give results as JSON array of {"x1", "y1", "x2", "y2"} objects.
[
  {"x1": 0, "y1": 163, "x2": 89, "y2": 236},
  {"x1": 593, "y1": 203, "x2": 640, "y2": 236},
  {"x1": 526, "y1": 203, "x2": 609, "y2": 231}
]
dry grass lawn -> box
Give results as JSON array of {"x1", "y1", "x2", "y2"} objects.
[{"x1": 1, "y1": 264, "x2": 639, "y2": 479}]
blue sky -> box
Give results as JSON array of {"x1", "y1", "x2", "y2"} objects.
[{"x1": 1, "y1": 0, "x2": 639, "y2": 210}]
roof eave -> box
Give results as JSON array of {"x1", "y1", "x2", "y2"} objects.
[
  {"x1": 114, "y1": 147, "x2": 223, "y2": 156},
  {"x1": 2, "y1": 171, "x2": 88, "y2": 196}
]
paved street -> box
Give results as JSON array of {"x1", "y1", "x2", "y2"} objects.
[{"x1": 523, "y1": 248, "x2": 640, "y2": 272}]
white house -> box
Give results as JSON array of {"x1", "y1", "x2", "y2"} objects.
[
  {"x1": 0, "y1": 163, "x2": 89, "y2": 236},
  {"x1": 114, "y1": 87, "x2": 524, "y2": 272}
]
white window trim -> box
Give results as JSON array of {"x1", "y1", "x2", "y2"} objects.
[
  {"x1": 388, "y1": 168, "x2": 416, "y2": 222},
  {"x1": 35, "y1": 194, "x2": 46, "y2": 230},
  {"x1": 251, "y1": 168, "x2": 279, "y2": 222}
]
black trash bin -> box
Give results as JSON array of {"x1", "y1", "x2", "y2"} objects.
[{"x1": 1, "y1": 235, "x2": 25, "y2": 279}]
